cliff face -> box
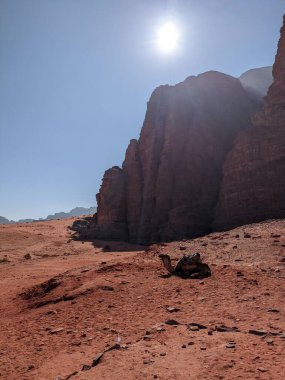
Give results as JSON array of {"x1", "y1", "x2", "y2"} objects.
[
  {"x1": 94, "y1": 72, "x2": 257, "y2": 244},
  {"x1": 214, "y1": 16, "x2": 285, "y2": 230}
]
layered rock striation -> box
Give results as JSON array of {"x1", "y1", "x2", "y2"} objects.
[
  {"x1": 214, "y1": 15, "x2": 285, "y2": 230},
  {"x1": 94, "y1": 72, "x2": 258, "y2": 244}
]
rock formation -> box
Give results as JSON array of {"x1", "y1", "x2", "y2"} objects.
[
  {"x1": 213, "y1": 15, "x2": 285, "y2": 230},
  {"x1": 93, "y1": 15, "x2": 284, "y2": 244},
  {"x1": 94, "y1": 72, "x2": 258, "y2": 244}
]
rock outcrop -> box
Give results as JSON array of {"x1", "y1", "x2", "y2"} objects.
[
  {"x1": 214, "y1": 15, "x2": 285, "y2": 230},
  {"x1": 94, "y1": 72, "x2": 258, "y2": 244}
]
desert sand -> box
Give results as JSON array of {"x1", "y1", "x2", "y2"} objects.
[{"x1": 0, "y1": 218, "x2": 284, "y2": 379}]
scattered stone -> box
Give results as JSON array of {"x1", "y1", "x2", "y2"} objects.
[
  {"x1": 188, "y1": 341, "x2": 194, "y2": 346},
  {"x1": 143, "y1": 335, "x2": 151, "y2": 341},
  {"x1": 181, "y1": 344, "x2": 187, "y2": 348},
  {"x1": 27, "y1": 365, "x2": 35, "y2": 370},
  {"x1": 189, "y1": 325, "x2": 199, "y2": 331},
  {"x1": 81, "y1": 364, "x2": 91, "y2": 371},
  {"x1": 244, "y1": 233, "x2": 251, "y2": 238},
  {"x1": 179, "y1": 246, "x2": 186, "y2": 250},
  {"x1": 159, "y1": 352, "x2": 166, "y2": 356},
  {"x1": 216, "y1": 325, "x2": 239, "y2": 333},
  {"x1": 200, "y1": 346, "x2": 207, "y2": 350},
  {"x1": 50, "y1": 328, "x2": 64, "y2": 334},
  {"x1": 249, "y1": 329, "x2": 267, "y2": 336},
  {"x1": 188, "y1": 323, "x2": 207, "y2": 330},
  {"x1": 165, "y1": 319, "x2": 180, "y2": 326},
  {"x1": 226, "y1": 342, "x2": 236, "y2": 349},
  {"x1": 266, "y1": 339, "x2": 273, "y2": 345},
  {"x1": 267, "y1": 308, "x2": 280, "y2": 313},
  {"x1": 258, "y1": 368, "x2": 268, "y2": 373},
  {"x1": 143, "y1": 359, "x2": 152, "y2": 365},
  {"x1": 166, "y1": 306, "x2": 180, "y2": 313},
  {"x1": 24, "y1": 253, "x2": 32, "y2": 260},
  {"x1": 71, "y1": 339, "x2": 81, "y2": 346},
  {"x1": 156, "y1": 327, "x2": 165, "y2": 332}
]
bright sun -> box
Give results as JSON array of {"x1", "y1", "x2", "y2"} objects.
[{"x1": 157, "y1": 22, "x2": 179, "y2": 53}]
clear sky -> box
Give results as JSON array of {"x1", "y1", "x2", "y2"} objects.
[{"x1": 0, "y1": 0, "x2": 284, "y2": 220}]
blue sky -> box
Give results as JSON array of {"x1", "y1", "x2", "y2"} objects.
[{"x1": 0, "y1": 0, "x2": 284, "y2": 220}]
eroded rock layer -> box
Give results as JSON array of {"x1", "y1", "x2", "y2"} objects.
[
  {"x1": 214, "y1": 15, "x2": 285, "y2": 230},
  {"x1": 94, "y1": 72, "x2": 257, "y2": 244}
]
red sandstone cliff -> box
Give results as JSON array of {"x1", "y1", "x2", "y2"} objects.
[
  {"x1": 94, "y1": 72, "x2": 257, "y2": 244},
  {"x1": 213, "y1": 15, "x2": 285, "y2": 230}
]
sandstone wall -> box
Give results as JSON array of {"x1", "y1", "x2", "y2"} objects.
[
  {"x1": 94, "y1": 72, "x2": 257, "y2": 243},
  {"x1": 213, "y1": 15, "x2": 285, "y2": 230}
]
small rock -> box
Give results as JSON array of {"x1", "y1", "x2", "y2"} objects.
[
  {"x1": 249, "y1": 329, "x2": 267, "y2": 336},
  {"x1": 244, "y1": 233, "x2": 251, "y2": 238},
  {"x1": 81, "y1": 364, "x2": 91, "y2": 371},
  {"x1": 268, "y1": 308, "x2": 280, "y2": 313},
  {"x1": 258, "y1": 368, "x2": 268, "y2": 373},
  {"x1": 165, "y1": 319, "x2": 180, "y2": 326},
  {"x1": 156, "y1": 327, "x2": 165, "y2": 332},
  {"x1": 188, "y1": 323, "x2": 207, "y2": 330},
  {"x1": 50, "y1": 328, "x2": 64, "y2": 334},
  {"x1": 181, "y1": 344, "x2": 186, "y2": 348},
  {"x1": 189, "y1": 325, "x2": 199, "y2": 331},
  {"x1": 143, "y1": 359, "x2": 152, "y2": 365},
  {"x1": 166, "y1": 306, "x2": 180, "y2": 313},
  {"x1": 71, "y1": 339, "x2": 81, "y2": 346},
  {"x1": 226, "y1": 342, "x2": 236, "y2": 349},
  {"x1": 179, "y1": 246, "x2": 186, "y2": 250},
  {"x1": 159, "y1": 352, "x2": 166, "y2": 356},
  {"x1": 200, "y1": 346, "x2": 207, "y2": 350},
  {"x1": 27, "y1": 365, "x2": 35, "y2": 370}
]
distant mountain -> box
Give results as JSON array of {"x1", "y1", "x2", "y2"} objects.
[
  {"x1": 46, "y1": 207, "x2": 96, "y2": 220},
  {"x1": 0, "y1": 207, "x2": 96, "y2": 224},
  {"x1": 0, "y1": 216, "x2": 12, "y2": 224},
  {"x1": 239, "y1": 66, "x2": 273, "y2": 100}
]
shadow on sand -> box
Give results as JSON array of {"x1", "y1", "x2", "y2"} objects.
[{"x1": 69, "y1": 216, "x2": 145, "y2": 252}]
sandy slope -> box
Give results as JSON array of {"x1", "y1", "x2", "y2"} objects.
[{"x1": 0, "y1": 218, "x2": 284, "y2": 380}]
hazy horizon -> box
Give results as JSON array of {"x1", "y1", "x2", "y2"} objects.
[{"x1": 1, "y1": 0, "x2": 284, "y2": 220}]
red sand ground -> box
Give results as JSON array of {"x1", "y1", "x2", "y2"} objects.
[{"x1": 0, "y1": 218, "x2": 284, "y2": 380}]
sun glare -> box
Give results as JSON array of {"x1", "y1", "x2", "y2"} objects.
[{"x1": 157, "y1": 22, "x2": 179, "y2": 53}]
